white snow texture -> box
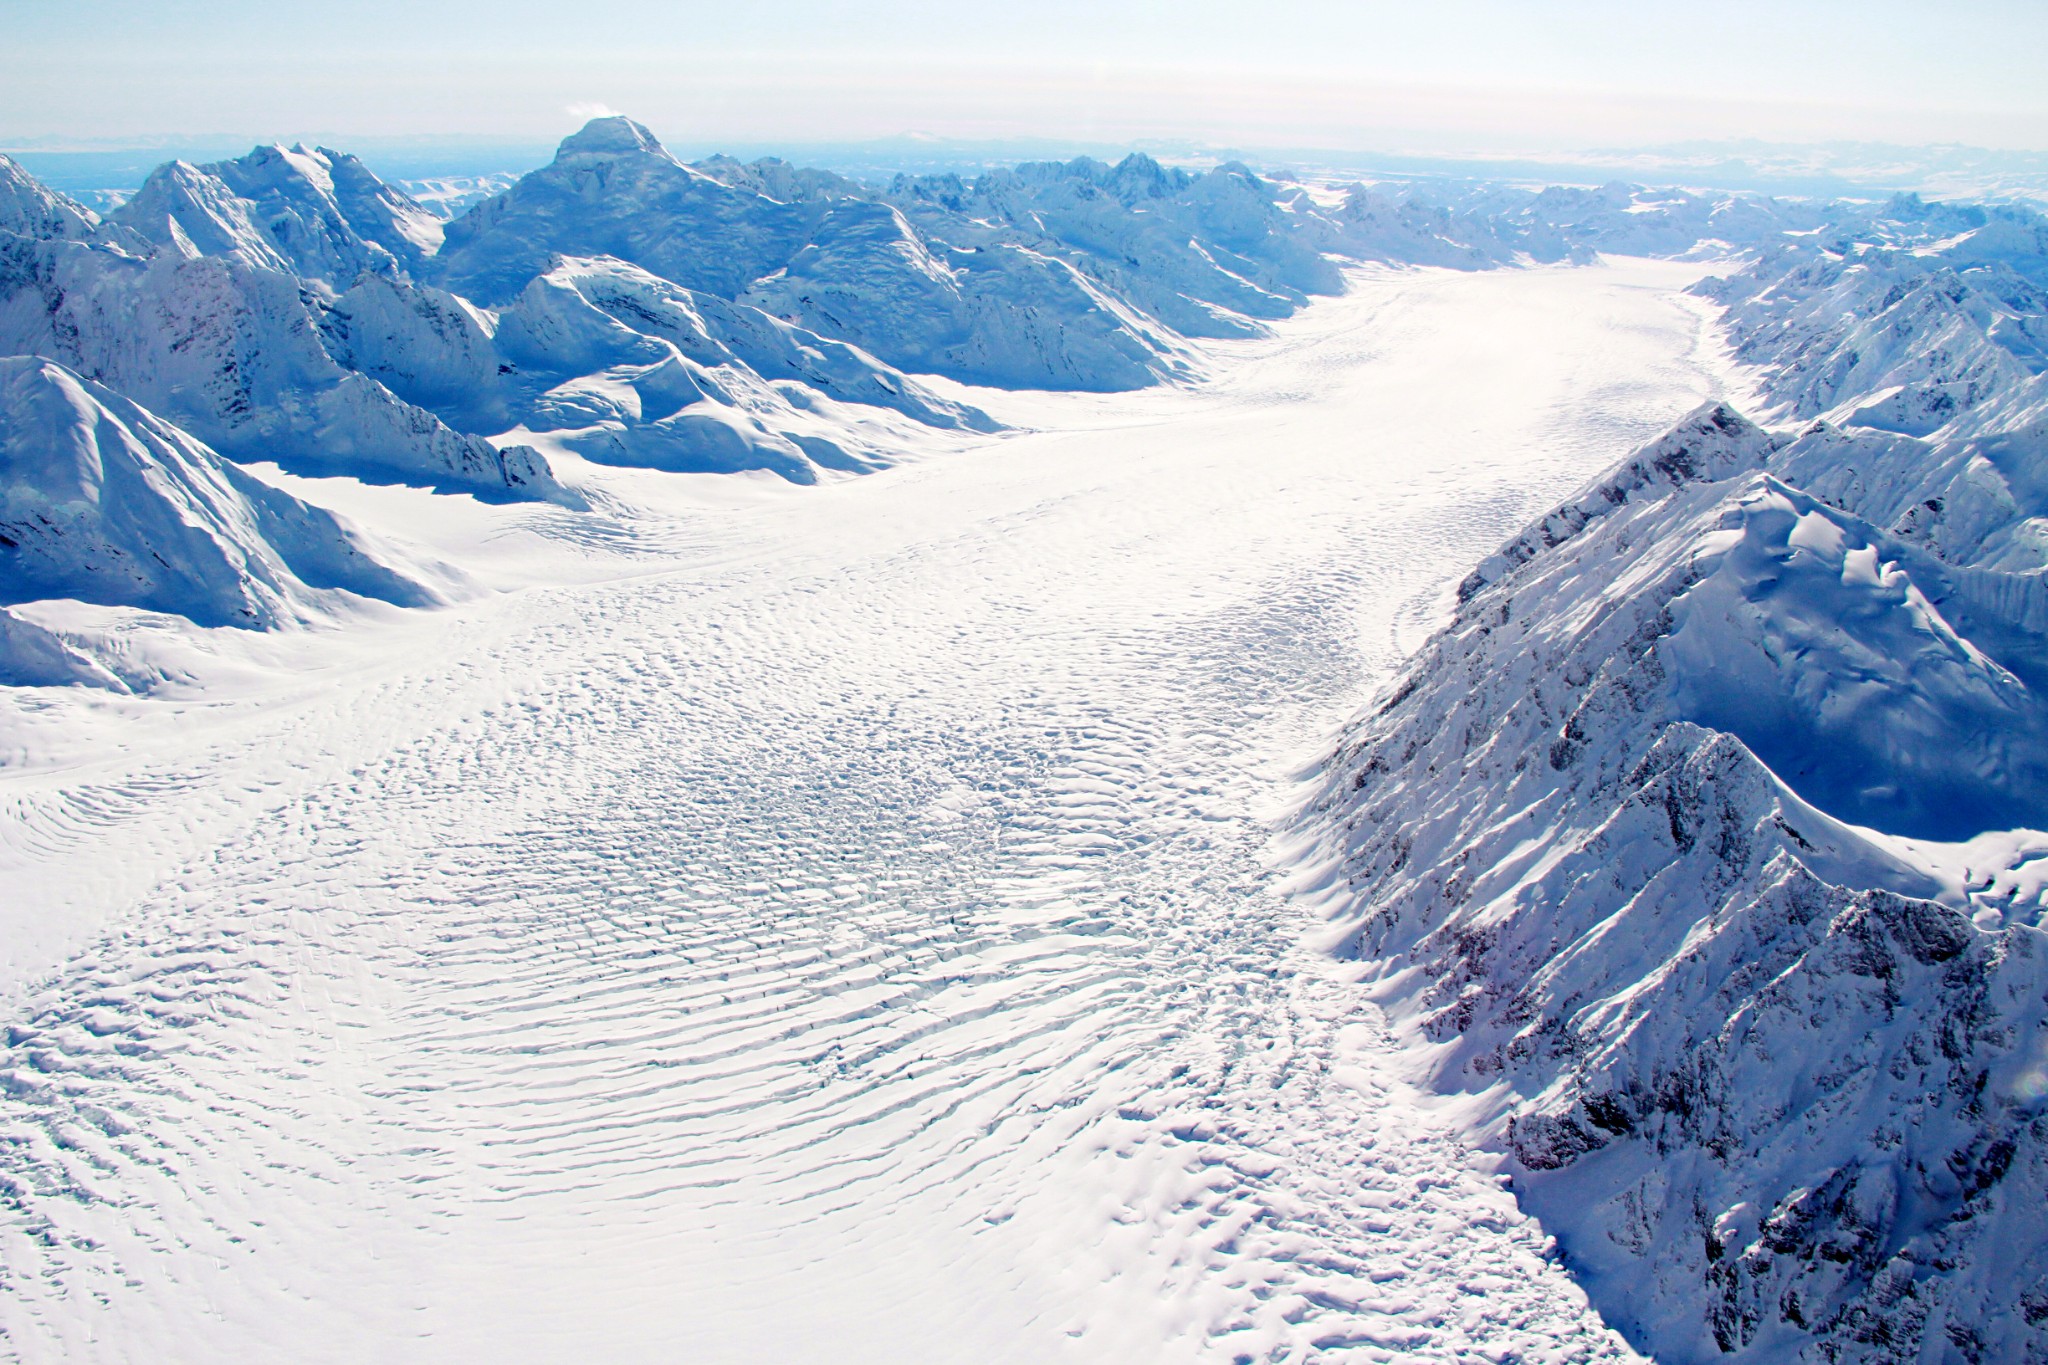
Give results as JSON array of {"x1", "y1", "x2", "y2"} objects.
[{"x1": 0, "y1": 113, "x2": 2043, "y2": 1365}]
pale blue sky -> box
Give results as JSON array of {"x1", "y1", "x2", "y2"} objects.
[{"x1": 5, "y1": 0, "x2": 2044, "y2": 150}]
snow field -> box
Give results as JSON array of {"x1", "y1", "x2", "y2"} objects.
[{"x1": 0, "y1": 261, "x2": 1720, "y2": 1362}]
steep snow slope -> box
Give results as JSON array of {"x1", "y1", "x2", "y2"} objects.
[
  {"x1": 885, "y1": 154, "x2": 1341, "y2": 340},
  {"x1": 734, "y1": 194, "x2": 1196, "y2": 390},
  {"x1": 439, "y1": 117, "x2": 1824, "y2": 398},
  {"x1": 0, "y1": 261, "x2": 1719, "y2": 1364},
  {"x1": 316, "y1": 252, "x2": 994, "y2": 479},
  {"x1": 0, "y1": 155, "x2": 104, "y2": 245},
  {"x1": 111, "y1": 143, "x2": 442, "y2": 284},
  {"x1": 0, "y1": 356, "x2": 429, "y2": 688},
  {"x1": 0, "y1": 355, "x2": 425, "y2": 627},
  {"x1": 436, "y1": 117, "x2": 817, "y2": 304},
  {"x1": 0, "y1": 150, "x2": 997, "y2": 489},
  {"x1": 0, "y1": 233, "x2": 572, "y2": 503},
  {"x1": 491, "y1": 255, "x2": 993, "y2": 478},
  {"x1": 1305, "y1": 203, "x2": 2048, "y2": 1364}
]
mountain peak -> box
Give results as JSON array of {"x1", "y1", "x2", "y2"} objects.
[
  {"x1": 0, "y1": 153, "x2": 102, "y2": 242},
  {"x1": 555, "y1": 116, "x2": 669, "y2": 161}
]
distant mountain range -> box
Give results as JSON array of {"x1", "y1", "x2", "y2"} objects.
[{"x1": 12, "y1": 133, "x2": 2048, "y2": 215}]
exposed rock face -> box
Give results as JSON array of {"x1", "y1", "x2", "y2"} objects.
[{"x1": 1307, "y1": 199, "x2": 2048, "y2": 1363}]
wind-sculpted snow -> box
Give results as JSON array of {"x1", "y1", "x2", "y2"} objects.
[
  {"x1": 1310, "y1": 199, "x2": 2048, "y2": 1364},
  {"x1": 0, "y1": 357, "x2": 428, "y2": 680}
]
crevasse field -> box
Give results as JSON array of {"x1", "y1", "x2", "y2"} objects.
[{"x1": 0, "y1": 260, "x2": 1721, "y2": 1361}]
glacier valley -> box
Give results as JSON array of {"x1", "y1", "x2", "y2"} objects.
[{"x1": 0, "y1": 117, "x2": 2043, "y2": 1364}]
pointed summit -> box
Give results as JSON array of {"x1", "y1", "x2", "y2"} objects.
[
  {"x1": 0, "y1": 153, "x2": 102, "y2": 243},
  {"x1": 555, "y1": 116, "x2": 671, "y2": 161}
]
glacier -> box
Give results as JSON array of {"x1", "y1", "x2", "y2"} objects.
[
  {"x1": 0, "y1": 110, "x2": 2044, "y2": 1364},
  {"x1": 0, "y1": 118, "x2": 1835, "y2": 687}
]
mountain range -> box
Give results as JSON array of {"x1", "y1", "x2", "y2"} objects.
[{"x1": 1308, "y1": 189, "x2": 2048, "y2": 1364}]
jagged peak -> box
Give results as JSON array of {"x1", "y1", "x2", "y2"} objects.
[
  {"x1": 1672, "y1": 398, "x2": 1766, "y2": 439},
  {"x1": 1631, "y1": 400, "x2": 1776, "y2": 485},
  {"x1": 0, "y1": 153, "x2": 102, "y2": 240}
]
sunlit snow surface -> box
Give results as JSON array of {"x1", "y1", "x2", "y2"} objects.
[{"x1": 0, "y1": 261, "x2": 1721, "y2": 1362}]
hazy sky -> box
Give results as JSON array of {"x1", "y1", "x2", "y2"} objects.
[{"x1": 6, "y1": 0, "x2": 2045, "y2": 152}]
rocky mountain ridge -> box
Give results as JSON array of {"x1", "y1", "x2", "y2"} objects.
[{"x1": 1307, "y1": 196, "x2": 2048, "y2": 1363}]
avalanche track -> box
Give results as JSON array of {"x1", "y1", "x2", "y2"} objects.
[{"x1": 0, "y1": 261, "x2": 1723, "y2": 1363}]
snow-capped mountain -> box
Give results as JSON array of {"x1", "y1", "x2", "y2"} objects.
[
  {"x1": 436, "y1": 118, "x2": 1197, "y2": 390},
  {"x1": 436, "y1": 116, "x2": 817, "y2": 305},
  {"x1": 111, "y1": 143, "x2": 442, "y2": 285},
  {"x1": 1307, "y1": 199, "x2": 2048, "y2": 1363},
  {"x1": 0, "y1": 144, "x2": 987, "y2": 496},
  {"x1": 490, "y1": 254, "x2": 991, "y2": 479},
  {"x1": 0, "y1": 119, "x2": 1909, "y2": 709},
  {"x1": 434, "y1": 117, "x2": 1843, "y2": 397},
  {"x1": 397, "y1": 172, "x2": 521, "y2": 221},
  {"x1": 0, "y1": 356, "x2": 428, "y2": 684},
  {"x1": 0, "y1": 154, "x2": 106, "y2": 246},
  {"x1": 884, "y1": 153, "x2": 1343, "y2": 341},
  {"x1": 0, "y1": 233, "x2": 571, "y2": 504}
]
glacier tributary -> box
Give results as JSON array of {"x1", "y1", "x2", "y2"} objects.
[{"x1": 0, "y1": 261, "x2": 1723, "y2": 1363}]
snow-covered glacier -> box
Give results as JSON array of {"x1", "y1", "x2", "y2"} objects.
[
  {"x1": 1305, "y1": 195, "x2": 2048, "y2": 1364},
  {"x1": 5, "y1": 108, "x2": 2047, "y2": 1365}
]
